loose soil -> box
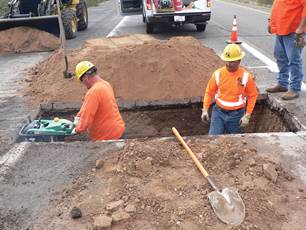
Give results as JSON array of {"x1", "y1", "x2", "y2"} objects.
[
  {"x1": 23, "y1": 35, "x2": 224, "y2": 106},
  {"x1": 0, "y1": 27, "x2": 60, "y2": 54},
  {"x1": 31, "y1": 137, "x2": 306, "y2": 229}
]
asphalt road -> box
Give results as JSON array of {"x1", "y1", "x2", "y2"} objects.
[
  {"x1": 1, "y1": 0, "x2": 306, "y2": 229},
  {"x1": 66, "y1": 0, "x2": 123, "y2": 49}
]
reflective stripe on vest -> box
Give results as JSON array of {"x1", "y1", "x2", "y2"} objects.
[
  {"x1": 215, "y1": 70, "x2": 220, "y2": 85},
  {"x1": 214, "y1": 70, "x2": 249, "y2": 107},
  {"x1": 241, "y1": 72, "x2": 249, "y2": 86}
]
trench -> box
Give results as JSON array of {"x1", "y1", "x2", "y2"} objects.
[{"x1": 18, "y1": 96, "x2": 300, "y2": 142}]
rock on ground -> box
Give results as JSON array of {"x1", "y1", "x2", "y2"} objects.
[
  {"x1": 111, "y1": 209, "x2": 130, "y2": 223},
  {"x1": 263, "y1": 163, "x2": 278, "y2": 182},
  {"x1": 93, "y1": 215, "x2": 112, "y2": 230},
  {"x1": 70, "y1": 207, "x2": 82, "y2": 219},
  {"x1": 95, "y1": 159, "x2": 104, "y2": 169},
  {"x1": 124, "y1": 204, "x2": 136, "y2": 213},
  {"x1": 106, "y1": 200, "x2": 124, "y2": 211}
]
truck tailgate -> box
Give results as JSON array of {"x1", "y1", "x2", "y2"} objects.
[{"x1": 153, "y1": 9, "x2": 210, "y2": 16}]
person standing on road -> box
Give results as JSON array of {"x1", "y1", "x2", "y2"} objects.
[
  {"x1": 72, "y1": 61, "x2": 125, "y2": 141},
  {"x1": 201, "y1": 44, "x2": 258, "y2": 135},
  {"x1": 266, "y1": 0, "x2": 306, "y2": 100}
]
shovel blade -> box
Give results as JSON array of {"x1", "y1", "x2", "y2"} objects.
[{"x1": 207, "y1": 187, "x2": 245, "y2": 226}]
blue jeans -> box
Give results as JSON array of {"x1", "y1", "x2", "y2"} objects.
[
  {"x1": 274, "y1": 33, "x2": 304, "y2": 92},
  {"x1": 209, "y1": 104, "x2": 245, "y2": 135}
]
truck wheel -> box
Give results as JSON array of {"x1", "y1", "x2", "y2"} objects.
[
  {"x1": 76, "y1": 0, "x2": 88, "y2": 31},
  {"x1": 196, "y1": 24, "x2": 206, "y2": 32},
  {"x1": 146, "y1": 22, "x2": 154, "y2": 34},
  {"x1": 62, "y1": 8, "x2": 78, "y2": 39}
]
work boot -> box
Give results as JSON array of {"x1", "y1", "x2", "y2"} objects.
[
  {"x1": 281, "y1": 91, "x2": 299, "y2": 100},
  {"x1": 266, "y1": 85, "x2": 287, "y2": 93}
]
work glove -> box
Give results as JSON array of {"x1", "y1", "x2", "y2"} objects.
[
  {"x1": 295, "y1": 33, "x2": 305, "y2": 48},
  {"x1": 71, "y1": 128, "x2": 77, "y2": 135},
  {"x1": 73, "y1": 116, "x2": 80, "y2": 126},
  {"x1": 201, "y1": 108, "x2": 210, "y2": 123},
  {"x1": 240, "y1": 113, "x2": 251, "y2": 128}
]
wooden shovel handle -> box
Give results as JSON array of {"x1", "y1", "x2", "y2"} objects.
[{"x1": 172, "y1": 127, "x2": 209, "y2": 178}]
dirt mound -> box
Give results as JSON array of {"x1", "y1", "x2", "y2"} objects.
[
  {"x1": 23, "y1": 36, "x2": 224, "y2": 106},
  {"x1": 0, "y1": 27, "x2": 60, "y2": 54},
  {"x1": 31, "y1": 137, "x2": 306, "y2": 229}
]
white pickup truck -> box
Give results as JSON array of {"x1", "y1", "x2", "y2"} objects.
[{"x1": 119, "y1": 0, "x2": 211, "y2": 33}]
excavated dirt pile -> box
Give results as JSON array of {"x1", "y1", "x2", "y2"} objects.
[
  {"x1": 24, "y1": 35, "x2": 224, "y2": 106},
  {"x1": 32, "y1": 137, "x2": 306, "y2": 229},
  {"x1": 0, "y1": 27, "x2": 60, "y2": 54}
]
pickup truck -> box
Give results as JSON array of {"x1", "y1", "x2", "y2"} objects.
[{"x1": 119, "y1": 0, "x2": 211, "y2": 33}]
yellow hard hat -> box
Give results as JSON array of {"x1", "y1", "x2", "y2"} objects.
[
  {"x1": 75, "y1": 61, "x2": 95, "y2": 81},
  {"x1": 221, "y1": 44, "x2": 245, "y2": 62}
]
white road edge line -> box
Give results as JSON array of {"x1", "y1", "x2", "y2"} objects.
[
  {"x1": 0, "y1": 142, "x2": 29, "y2": 180},
  {"x1": 242, "y1": 42, "x2": 306, "y2": 91},
  {"x1": 242, "y1": 42, "x2": 279, "y2": 73},
  {"x1": 107, "y1": 16, "x2": 127, "y2": 38},
  {"x1": 215, "y1": 0, "x2": 270, "y2": 15}
]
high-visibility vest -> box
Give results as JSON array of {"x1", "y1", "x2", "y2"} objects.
[{"x1": 214, "y1": 69, "x2": 249, "y2": 108}]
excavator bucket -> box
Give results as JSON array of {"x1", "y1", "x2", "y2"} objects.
[{"x1": 0, "y1": 15, "x2": 60, "y2": 37}]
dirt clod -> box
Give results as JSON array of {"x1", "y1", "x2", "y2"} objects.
[
  {"x1": 249, "y1": 159, "x2": 256, "y2": 167},
  {"x1": 135, "y1": 157, "x2": 153, "y2": 175},
  {"x1": 263, "y1": 163, "x2": 278, "y2": 182},
  {"x1": 125, "y1": 204, "x2": 136, "y2": 213},
  {"x1": 93, "y1": 215, "x2": 112, "y2": 230},
  {"x1": 95, "y1": 159, "x2": 104, "y2": 169},
  {"x1": 111, "y1": 209, "x2": 130, "y2": 223},
  {"x1": 106, "y1": 200, "x2": 124, "y2": 212}
]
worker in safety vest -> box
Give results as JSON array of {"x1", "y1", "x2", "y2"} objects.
[
  {"x1": 72, "y1": 61, "x2": 125, "y2": 141},
  {"x1": 201, "y1": 44, "x2": 258, "y2": 135},
  {"x1": 266, "y1": 0, "x2": 306, "y2": 100}
]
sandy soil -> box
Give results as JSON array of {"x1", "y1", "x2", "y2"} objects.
[
  {"x1": 31, "y1": 137, "x2": 306, "y2": 229},
  {"x1": 23, "y1": 35, "x2": 224, "y2": 106},
  {"x1": 0, "y1": 27, "x2": 60, "y2": 54}
]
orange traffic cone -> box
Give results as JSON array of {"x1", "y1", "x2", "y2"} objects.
[{"x1": 227, "y1": 15, "x2": 242, "y2": 44}]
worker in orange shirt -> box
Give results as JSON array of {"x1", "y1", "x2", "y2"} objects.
[
  {"x1": 201, "y1": 44, "x2": 258, "y2": 135},
  {"x1": 72, "y1": 61, "x2": 125, "y2": 141},
  {"x1": 266, "y1": 0, "x2": 306, "y2": 100}
]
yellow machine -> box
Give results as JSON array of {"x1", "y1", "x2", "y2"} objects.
[{"x1": 0, "y1": 0, "x2": 88, "y2": 39}]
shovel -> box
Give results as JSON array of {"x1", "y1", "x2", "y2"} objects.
[
  {"x1": 55, "y1": 0, "x2": 74, "y2": 78},
  {"x1": 172, "y1": 127, "x2": 245, "y2": 226}
]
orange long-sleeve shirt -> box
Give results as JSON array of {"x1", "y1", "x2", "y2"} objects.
[
  {"x1": 270, "y1": 0, "x2": 306, "y2": 35},
  {"x1": 203, "y1": 67, "x2": 258, "y2": 114},
  {"x1": 76, "y1": 79, "x2": 125, "y2": 141}
]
